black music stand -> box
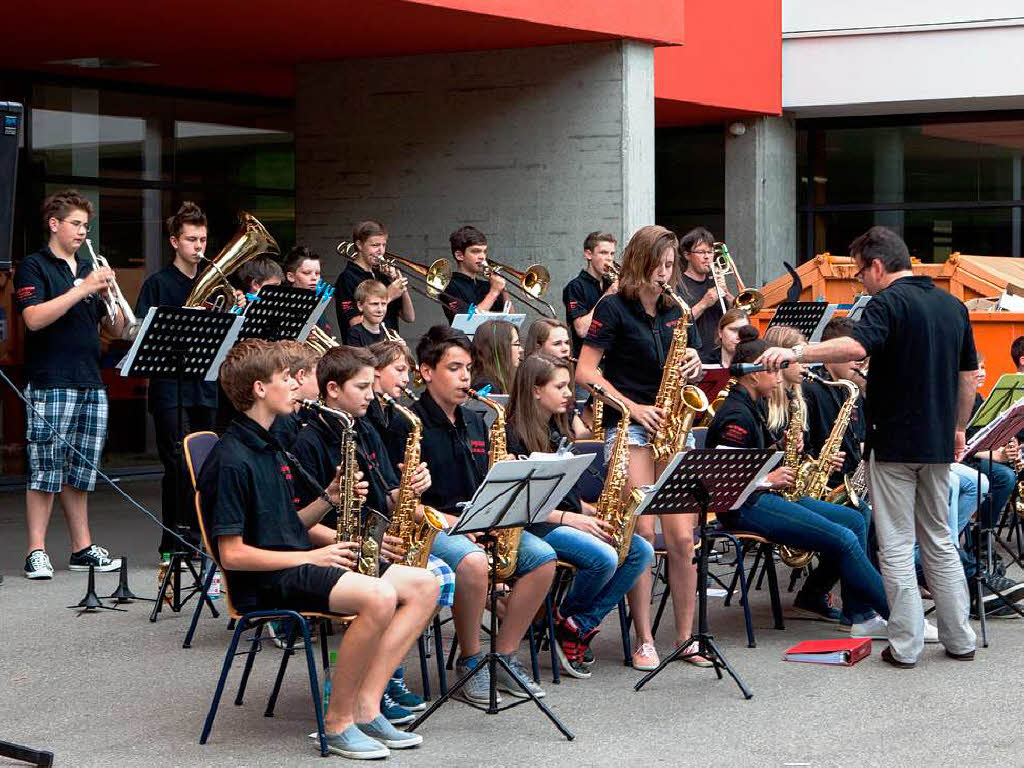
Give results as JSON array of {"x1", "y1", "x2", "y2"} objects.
[
  {"x1": 0, "y1": 740, "x2": 52, "y2": 767},
  {"x1": 120, "y1": 306, "x2": 242, "y2": 620},
  {"x1": 964, "y1": 398, "x2": 1024, "y2": 644},
  {"x1": 407, "y1": 454, "x2": 591, "y2": 741},
  {"x1": 633, "y1": 449, "x2": 778, "y2": 698},
  {"x1": 767, "y1": 301, "x2": 835, "y2": 342},
  {"x1": 237, "y1": 283, "x2": 329, "y2": 343}
]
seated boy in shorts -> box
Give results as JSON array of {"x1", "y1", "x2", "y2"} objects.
[{"x1": 198, "y1": 338, "x2": 438, "y2": 759}]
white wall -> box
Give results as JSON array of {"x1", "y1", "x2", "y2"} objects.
[{"x1": 782, "y1": 4, "x2": 1024, "y2": 117}]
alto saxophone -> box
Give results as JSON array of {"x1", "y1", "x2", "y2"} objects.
[
  {"x1": 650, "y1": 283, "x2": 710, "y2": 461},
  {"x1": 592, "y1": 385, "x2": 645, "y2": 565},
  {"x1": 793, "y1": 371, "x2": 860, "y2": 501},
  {"x1": 778, "y1": 386, "x2": 814, "y2": 569},
  {"x1": 381, "y1": 393, "x2": 448, "y2": 569},
  {"x1": 467, "y1": 388, "x2": 521, "y2": 580}
]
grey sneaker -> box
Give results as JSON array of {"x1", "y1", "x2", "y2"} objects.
[
  {"x1": 324, "y1": 724, "x2": 389, "y2": 759},
  {"x1": 455, "y1": 653, "x2": 500, "y2": 705},
  {"x1": 357, "y1": 715, "x2": 423, "y2": 749},
  {"x1": 495, "y1": 653, "x2": 546, "y2": 699}
]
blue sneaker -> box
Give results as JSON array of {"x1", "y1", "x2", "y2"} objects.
[
  {"x1": 381, "y1": 692, "x2": 414, "y2": 725},
  {"x1": 357, "y1": 715, "x2": 424, "y2": 749},
  {"x1": 387, "y1": 670, "x2": 426, "y2": 712},
  {"x1": 324, "y1": 724, "x2": 389, "y2": 759}
]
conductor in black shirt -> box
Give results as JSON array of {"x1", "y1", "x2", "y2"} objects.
[
  {"x1": 442, "y1": 226, "x2": 509, "y2": 323},
  {"x1": 761, "y1": 226, "x2": 978, "y2": 667},
  {"x1": 135, "y1": 202, "x2": 218, "y2": 557}
]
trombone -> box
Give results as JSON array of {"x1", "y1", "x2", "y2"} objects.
[
  {"x1": 337, "y1": 241, "x2": 452, "y2": 305},
  {"x1": 711, "y1": 242, "x2": 764, "y2": 315},
  {"x1": 481, "y1": 258, "x2": 555, "y2": 317}
]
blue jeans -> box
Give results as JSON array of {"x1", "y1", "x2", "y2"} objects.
[
  {"x1": 721, "y1": 493, "x2": 889, "y2": 623},
  {"x1": 539, "y1": 527, "x2": 654, "y2": 634}
]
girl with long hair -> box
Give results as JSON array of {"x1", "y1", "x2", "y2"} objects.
[
  {"x1": 524, "y1": 317, "x2": 589, "y2": 437},
  {"x1": 575, "y1": 224, "x2": 704, "y2": 670},
  {"x1": 507, "y1": 354, "x2": 653, "y2": 678},
  {"x1": 717, "y1": 307, "x2": 749, "y2": 368},
  {"x1": 470, "y1": 319, "x2": 522, "y2": 394}
]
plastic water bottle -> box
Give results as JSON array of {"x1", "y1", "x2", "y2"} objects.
[{"x1": 209, "y1": 570, "x2": 222, "y2": 600}]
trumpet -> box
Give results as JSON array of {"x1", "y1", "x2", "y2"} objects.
[
  {"x1": 83, "y1": 239, "x2": 140, "y2": 340},
  {"x1": 337, "y1": 241, "x2": 452, "y2": 305},
  {"x1": 711, "y1": 242, "x2": 764, "y2": 315},
  {"x1": 480, "y1": 258, "x2": 555, "y2": 317}
]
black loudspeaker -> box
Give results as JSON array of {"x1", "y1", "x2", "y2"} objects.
[{"x1": 0, "y1": 102, "x2": 23, "y2": 271}]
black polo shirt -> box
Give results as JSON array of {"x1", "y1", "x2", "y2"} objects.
[
  {"x1": 366, "y1": 396, "x2": 392, "y2": 445},
  {"x1": 849, "y1": 275, "x2": 978, "y2": 463},
  {"x1": 135, "y1": 263, "x2": 219, "y2": 412},
  {"x1": 293, "y1": 413, "x2": 398, "y2": 523},
  {"x1": 583, "y1": 293, "x2": 701, "y2": 428},
  {"x1": 506, "y1": 419, "x2": 581, "y2": 536},
  {"x1": 677, "y1": 272, "x2": 723, "y2": 364},
  {"x1": 444, "y1": 272, "x2": 507, "y2": 324},
  {"x1": 13, "y1": 246, "x2": 108, "y2": 389},
  {"x1": 706, "y1": 386, "x2": 777, "y2": 451},
  {"x1": 334, "y1": 260, "x2": 400, "y2": 343},
  {"x1": 801, "y1": 371, "x2": 865, "y2": 486},
  {"x1": 387, "y1": 388, "x2": 488, "y2": 516},
  {"x1": 198, "y1": 415, "x2": 310, "y2": 601},
  {"x1": 270, "y1": 410, "x2": 308, "y2": 452},
  {"x1": 563, "y1": 269, "x2": 607, "y2": 358},
  {"x1": 348, "y1": 323, "x2": 385, "y2": 348}
]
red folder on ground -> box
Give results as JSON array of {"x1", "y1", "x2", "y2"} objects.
[{"x1": 783, "y1": 637, "x2": 871, "y2": 666}]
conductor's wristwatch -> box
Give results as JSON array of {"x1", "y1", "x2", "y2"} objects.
[{"x1": 792, "y1": 344, "x2": 805, "y2": 363}]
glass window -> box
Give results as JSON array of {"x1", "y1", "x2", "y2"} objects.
[
  {"x1": 174, "y1": 120, "x2": 294, "y2": 189},
  {"x1": 655, "y1": 128, "x2": 725, "y2": 238}
]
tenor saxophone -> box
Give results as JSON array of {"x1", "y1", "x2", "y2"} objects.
[
  {"x1": 650, "y1": 283, "x2": 709, "y2": 461},
  {"x1": 592, "y1": 385, "x2": 645, "y2": 565},
  {"x1": 467, "y1": 388, "x2": 521, "y2": 580},
  {"x1": 381, "y1": 393, "x2": 448, "y2": 569},
  {"x1": 778, "y1": 386, "x2": 814, "y2": 569}
]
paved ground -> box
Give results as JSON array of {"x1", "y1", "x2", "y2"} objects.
[{"x1": 1, "y1": 479, "x2": 1023, "y2": 767}]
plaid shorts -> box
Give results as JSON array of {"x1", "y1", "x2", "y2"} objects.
[
  {"x1": 426, "y1": 554, "x2": 455, "y2": 608},
  {"x1": 25, "y1": 385, "x2": 108, "y2": 494}
]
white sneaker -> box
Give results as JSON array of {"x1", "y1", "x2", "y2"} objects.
[
  {"x1": 849, "y1": 615, "x2": 888, "y2": 639},
  {"x1": 923, "y1": 619, "x2": 939, "y2": 644}
]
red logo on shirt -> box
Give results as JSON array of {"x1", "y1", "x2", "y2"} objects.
[
  {"x1": 448, "y1": 300, "x2": 459, "y2": 311},
  {"x1": 280, "y1": 463, "x2": 294, "y2": 481},
  {"x1": 340, "y1": 300, "x2": 353, "y2": 311},
  {"x1": 568, "y1": 300, "x2": 578, "y2": 310},
  {"x1": 16, "y1": 286, "x2": 36, "y2": 302},
  {"x1": 586, "y1": 319, "x2": 603, "y2": 338},
  {"x1": 469, "y1": 439, "x2": 486, "y2": 455},
  {"x1": 666, "y1": 318, "x2": 681, "y2": 328},
  {"x1": 723, "y1": 424, "x2": 748, "y2": 443}
]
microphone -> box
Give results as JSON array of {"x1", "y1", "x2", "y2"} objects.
[{"x1": 728, "y1": 361, "x2": 792, "y2": 376}]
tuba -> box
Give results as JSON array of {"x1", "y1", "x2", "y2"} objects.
[
  {"x1": 592, "y1": 385, "x2": 645, "y2": 565},
  {"x1": 185, "y1": 213, "x2": 279, "y2": 311},
  {"x1": 467, "y1": 388, "x2": 520, "y2": 580},
  {"x1": 650, "y1": 283, "x2": 710, "y2": 462},
  {"x1": 381, "y1": 393, "x2": 448, "y2": 568}
]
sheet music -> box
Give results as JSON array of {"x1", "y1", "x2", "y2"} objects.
[{"x1": 452, "y1": 312, "x2": 527, "y2": 337}]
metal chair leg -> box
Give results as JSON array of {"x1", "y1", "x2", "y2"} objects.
[
  {"x1": 545, "y1": 593, "x2": 560, "y2": 684},
  {"x1": 763, "y1": 546, "x2": 785, "y2": 630},
  {"x1": 527, "y1": 623, "x2": 541, "y2": 683},
  {"x1": 265, "y1": 618, "x2": 299, "y2": 717},
  {"x1": 183, "y1": 563, "x2": 217, "y2": 649},
  {"x1": 235, "y1": 622, "x2": 266, "y2": 706},
  {"x1": 200, "y1": 616, "x2": 248, "y2": 745},
  {"x1": 418, "y1": 633, "x2": 432, "y2": 702},
  {"x1": 432, "y1": 614, "x2": 448, "y2": 696},
  {"x1": 651, "y1": 558, "x2": 671, "y2": 638},
  {"x1": 299, "y1": 618, "x2": 329, "y2": 757}
]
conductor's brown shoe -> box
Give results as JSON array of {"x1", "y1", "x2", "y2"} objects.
[{"x1": 881, "y1": 646, "x2": 916, "y2": 669}]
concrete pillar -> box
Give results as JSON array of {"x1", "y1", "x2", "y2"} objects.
[
  {"x1": 724, "y1": 116, "x2": 797, "y2": 289},
  {"x1": 296, "y1": 41, "x2": 655, "y2": 339},
  {"x1": 873, "y1": 127, "x2": 904, "y2": 233}
]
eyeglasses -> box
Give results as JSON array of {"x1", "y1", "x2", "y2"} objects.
[
  {"x1": 59, "y1": 218, "x2": 91, "y2": 233},
  {"x1": 853, "y1": 261, "x2": 871, "y2": 281},
  {"x1": 689, "y1": 249, "x2": 714, "y2": 258}
]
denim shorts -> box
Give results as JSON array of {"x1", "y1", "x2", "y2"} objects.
[
  {"x1": 603, "y1": 424, "x2": 651, "y2": 452},
  {"x1": 430, "y1": 529, "x2": 555, "y2": 575}
]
